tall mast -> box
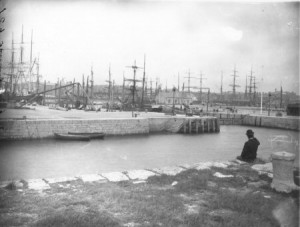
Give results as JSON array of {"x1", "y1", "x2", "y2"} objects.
[
  {"x1": 177, "y1": 72, "x2": 180, "y2": 91},
  {"x1": 185, "y1": 69, "x2": 192, "y2": 94},
  {"x1": 20, "y1": 25, "x2": 24, "y2": 64},
  {"x1": 260, "y1": 65, "x2": 264, "y2": 114},
  {"x1": 19, "y1": 26, "x2": 25, "y2": 94},
  {"x1": 150, "y1": 78, "x2": 153, "y2": 99},
  {"x1": 220, "y1": 71, "x2": 223, "y2": 95},
  {"x1": 122, "y1": 72, "x2": 125, "y2": 103},
  {"x1": 245, "y1": 74, "x2": 247, "y2": 98},
  {"x1": 165, "y1": 79, "x2": 167, "y2": 92},
  {"x1": 199, "y1": 72, "x2": 206, "y2": 102},
  {"x1": 29, "y1": 30, "x2": 33, "y2": 91},
  {"x1": 126, "y1": 60, "x2": 142, "y2": 108},
  {"x1": 249, "y1": 67, "x2": 253, "y2": 96},
  {"x1": 36, "y1": 56, "x2": 40, "y2": 93},
  {"x1": 280, "y1": 82, "x2": 283, "y2": 109},
  {"x1": 82, "y1": 74, "x2": 85, "y2": 97},
  {"x1": 145, "y1": 77, "x2": 148, "y2": 99},
  {"x1": 90, "y1": 65, "x2": 94, "y2": 99},
  {"x1": 229, "y1": 64, "x2": 239, "y2": 97},
  {"x1": 108, "y1": 64, "x2": 111, "y2": 103},
  {"x1": 112, "y1": 80, "x2": 114, "y2": 106},
  {"x1": 9, "y1": 33, "x2": 15, "y2": 93},
  {"x1": 253, "y1": 76, "x2": 257, "y2": 104},
  {"x1": 86, "y1": 75, "x2": 89, "y2": 98},
  {"x1": 141, "y1": 54, "x2": 146, "y2": 108}
]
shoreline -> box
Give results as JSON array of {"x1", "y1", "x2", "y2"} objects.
[{"x1": 0, "y1": 159, "x2": 273, "y2": 191}]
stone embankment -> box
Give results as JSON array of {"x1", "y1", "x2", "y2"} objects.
[
  {"x1": 208, "y1": 113, "x2": 300, "y2": 131},
  {"x1": 0, "y1": 116, "x2": 219, "y2": 139},
  {"x1": 0, "y1": 159, "x2": 273, "y2": 191}
]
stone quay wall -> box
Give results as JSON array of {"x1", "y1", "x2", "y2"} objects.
[
  {"x1": 0, "y1": 116, "x2": 219, "y2": 140},
  {"x1": 0, "y1": 113, "x2": 297, "y2": 140},
  {"x1": 207, "y1": 113, "x2": 300, "y2": 131},
  {"x1": 0, "y1": 118, "x2": 150, "y2": 140}
]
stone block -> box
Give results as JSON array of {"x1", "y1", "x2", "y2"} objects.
[
  {"x1": 44, "y1": 176, "x2": 77, "y2": 184},
  {"x1": 76, "y1": 174, "x2": 107, "y2": 183},
  {"x1": 100, "y1": 172, "x2": 130, "y2": 182},
  {"x1": 271, "y1": 151, "x2": 298, "y2": 193},
  {"x1": 27, "y1": 179, "x2": 50, "y2": 190},
  {"x1": 126, "y1": 169, "x2": 156, "y2": 180},
  {"x1": 151, "y1": 166, "x2": 185, "y2": 176},
  {"x1": 213, "y1": 172, "x2": 234, "y2": 178},
  {"x1": 251, "y1": 162, "x2": 273, "y2": 173}
]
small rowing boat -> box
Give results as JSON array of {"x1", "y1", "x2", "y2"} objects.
[
  {"x1": 68, "y1": 132, "x2": 105, "y2": 139},
  {"x1": 54, "y1": 132, "x2": 90, "y2": 141}
]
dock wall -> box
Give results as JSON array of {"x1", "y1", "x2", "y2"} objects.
[
  {"x1": 207, "y1": 113, "x2": 300, "y2": 131},
  {"x1": 0, "y1": 116, "x2": 219, "y2": 140},
  {"x1": 0, "y1": 118, "x2": 150, "y2": 139},
  {"x1": 0, "y1": 113, "x2": 298, "y2": 140}
]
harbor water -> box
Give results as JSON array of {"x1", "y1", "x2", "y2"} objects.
[{"x1": 0, "y1": 125, "x2": 299, "y2": 181}]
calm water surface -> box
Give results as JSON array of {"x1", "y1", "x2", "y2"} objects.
[{"x1": 0, "y1": 125, "x2": 299, "y2": 180}]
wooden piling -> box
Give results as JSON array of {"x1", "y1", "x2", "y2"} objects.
[
  {"x1": 189, "y1": 119, "x2": 192, "y2": 134},
  {"x1": 216, "y1": 119, "x2": 220, "y2": 132},
  {"x1": 212, "y1": 119, "x2": 215, "y2": 132},
  {"x1": 207, "y1": 119, "x2": 210, "y2": 132},
  {"x1": 196, "y1": 120, "x2": 199, "y2": 134},
  {"x1": 202, "y1": 120, "x2": 205, "y2": 133},
  {"x1": 184, "y1": 121, "x2": 186, "y2": 134}
]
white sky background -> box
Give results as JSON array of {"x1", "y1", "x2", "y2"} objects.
[{"x1": 1, "y1": 0, "x2": 299, "y2": 94}]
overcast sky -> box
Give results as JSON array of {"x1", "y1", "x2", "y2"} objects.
[{"x1": 1, "y1": 0, "x2": 299, "y2": 94}]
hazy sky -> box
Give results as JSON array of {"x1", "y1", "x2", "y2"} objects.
[{"x1": 1, "y1": 0, "x2": 299, "y2": 94}]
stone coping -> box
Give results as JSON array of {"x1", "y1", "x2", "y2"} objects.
[
  {"x1": 0, "y1": 160, "x2": 274, "y2": 191},
  {"x1": 271, "y1": 151, "x2": 296, "y2": 161},
  {"x1": 0, "y1": 115, "x2": 217, "y2": 121}
]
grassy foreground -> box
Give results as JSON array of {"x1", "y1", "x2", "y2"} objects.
[{"x1": 0, "y1": 164, "x2": 299, "y2": 227}]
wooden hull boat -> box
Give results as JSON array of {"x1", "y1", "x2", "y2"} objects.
[
  {"x1": 68, "y1": 132, "x2": 105, "y2": 139},
  {"x1": 54, "y1": 133, "x2": 90, "y2": 141}
]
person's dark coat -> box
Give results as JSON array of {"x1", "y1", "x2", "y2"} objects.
[{"x1": 241, "y1": 137, "x2": 260, "y2": 162}]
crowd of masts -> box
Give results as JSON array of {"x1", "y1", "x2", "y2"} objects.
[{"x1": 0, "y1": 26, "x2": 285, "y2": 110}]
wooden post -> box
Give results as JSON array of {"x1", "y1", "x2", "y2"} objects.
[
  {"x1": 212, "y1": 118, "x2": 215, "y2": 132},
  {"x1": 72, "y1": 78, "x2": 75, "y2": 108},
  {"x1": 54, "y1": 83, "x2": 57, "y2": 105},
  {"x1": 216, "y1": 119, "x2": 220, "y2": 132},
  {"x1": 43, "y1": 80, "x2": 46, "y2": 105},
  {"x1": 58, "y1": 80, "x2": 61, "y2": 106},
  {"x1": 207, "y1": 119, "x2": 210, "y2": 132},
  {"x1": 202, "y1": 119, "x2": 204, "y2": 133},
  {"x1": 183, "y1": 120, "x2": 186, "y2": 134},
  {"x1": 189, "y1": 119, "x2": 192, "y2": 134},
  {"x1": 196, "y1": 119, "x2": 199, "y2": 134}
]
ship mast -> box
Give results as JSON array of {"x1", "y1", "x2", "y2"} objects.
[{"x1": 141, "y1": 54, "x2": 146, "y2": 108}]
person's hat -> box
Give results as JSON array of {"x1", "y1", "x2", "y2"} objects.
[{"x1": 246, "y1": 129, "x2": 254, "y2": 136}]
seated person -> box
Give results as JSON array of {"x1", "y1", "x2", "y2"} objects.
[{"x1": 237, "y1": 129, "x2": 260, "y2": 163}]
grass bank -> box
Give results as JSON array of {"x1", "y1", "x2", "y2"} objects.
[{"x1": 0, "y1": 164, "x2": 299, "y2": 227}]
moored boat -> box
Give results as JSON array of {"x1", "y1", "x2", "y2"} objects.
[
  {"x1": 68, "y1": 132, "x2": 105, "y2": 139},
  {"x1": 54, "y1": 132, "x2": 91, "y2": 141}
]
